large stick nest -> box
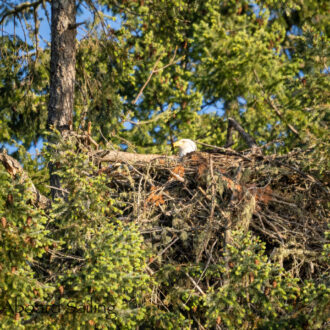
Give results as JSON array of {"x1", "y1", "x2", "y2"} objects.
[
  {"x1": 2, "y1": 131, "x2": 328, "y2": 280},
  {"x1": 92, "y1": 144, "x2": 329, "y2": 280}
]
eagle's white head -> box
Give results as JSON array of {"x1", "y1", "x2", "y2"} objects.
[{"x1": 173, "y1": 139, "x2": 197, "y2": 157}]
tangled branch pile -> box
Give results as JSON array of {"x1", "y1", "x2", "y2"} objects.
[{"x1": 92, "y1": 144, "x2": 329, "y2": 280}]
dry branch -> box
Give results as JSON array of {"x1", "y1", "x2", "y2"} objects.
[
  {"x1": 88, "y1": 139, "x2": 328, "y2": 279},
  {"x1": 92, "y1": 149, "x2": 177, "y2": 164},
  {"x1": 0, "y1": 151, "x2": 50, "y2": 209},
  {"x1": 225, "y1": 117, "x2": 258, "y2": 149}
]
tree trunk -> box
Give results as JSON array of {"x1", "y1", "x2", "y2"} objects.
[
  {"x1": 47, "y1": 0, "x2": 76, "y2": 199},
  {"x1": 48, "y1": 0, "x2": 76, "y2": 130}
]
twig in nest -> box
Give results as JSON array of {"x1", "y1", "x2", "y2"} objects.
[
  {"x1": 168, "y1": 169, "x2": 185, "y2": 182},
  {"x1": 148, "y1": 236, "x2": 179, "y2": 266},
  {"x1": 195, "y1": 141, "x2": 252, "y2": 161},
  {"x1": 185, "y1": 272, "x2": 206, "y2": 296},
  {"x1": 209, "y1": 155, "x2": 216, "y2": 221}
]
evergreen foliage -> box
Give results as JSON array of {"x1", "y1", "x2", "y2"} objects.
[
  {"x1": 0, "y1": 163, "x2": 54, "y2": 328},
  {"x1": 0, "y1": 0, "x2": 329, "y2": 328},
  {"x1": 204, "y1": 231, "x2": 329, "y2": 329},
  {"x1": 1, "y1": 135, "x2": 150, "y2": 328},
  {"x1": 44, "y1": 135, "x2": 150, "y2": 328}
]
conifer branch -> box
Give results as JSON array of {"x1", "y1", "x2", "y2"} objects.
[{"x1": 253, "y1": 69, "x2": 301, "y2": 138}]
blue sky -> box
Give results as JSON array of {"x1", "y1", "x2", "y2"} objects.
[
  {"x1": 2, "y1": 2, "x2": 121, "y2": 156},
  {"x1": 2, "y1": 2, "x2": 117, "y2": 46}
]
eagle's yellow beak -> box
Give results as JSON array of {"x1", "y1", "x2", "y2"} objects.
[{"x1": 173, "y1": 141, "x2": 181, "y2": 147}]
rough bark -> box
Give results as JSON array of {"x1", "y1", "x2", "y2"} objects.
[
  {"x1": 47, "y1": 0, "x2": 76, "y2": 131},
  {"x1": 47, "y1": 0, "x2": 76, "y2": 199}
]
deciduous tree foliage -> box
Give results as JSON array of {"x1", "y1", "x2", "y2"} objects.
[{"x1": 0, "y1": 0, "x2": 329, "y2": 328}]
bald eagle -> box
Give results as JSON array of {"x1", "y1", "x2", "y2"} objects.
[{"x1": 173, "y1": 139, "x2": 197, "y2": 157}]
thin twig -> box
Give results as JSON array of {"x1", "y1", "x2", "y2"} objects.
[
  {"x1": 0, "y1": 0, "x2": 43, "y2": 25},
  {"x1": 45, "y1": 185, "x2": 69, "y2": 194},
  {"x1": 132, "y1": 47, "x2": 182, "y2": 105},
  {"x1": 185, "y1": 272, "x2": 206, "y2": 296},
  {"x1": 253, "y1": 69, "x2": 301, "y2": 138},
  {"x1": 132, "y1": 57, "x2": 162, "y2": 105},
  {"x1": 195, "y1": 141, "x2": 252, "y2": 161},
  {"x1": 148, "y1": 236, "x2": 179, "y2": 266}
]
